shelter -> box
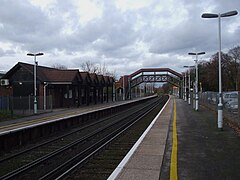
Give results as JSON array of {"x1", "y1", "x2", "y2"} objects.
[{"x1": 1, "y1": 62, "x2": 114, "y2": 108}]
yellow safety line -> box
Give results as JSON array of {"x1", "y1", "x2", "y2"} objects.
[{"x1": 170, "y1": 98, "x2": 178, "y2": 180}]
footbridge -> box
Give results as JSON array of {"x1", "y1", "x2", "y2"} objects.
[
  {"x1": 127, "y1": 68, "x2": 183, "y2": 99},
  {"x1": 129, "y1": 68, "x2": 183, "y2": 88},
  {"x1": 115, "y1": 68, "x2": 183, "y2": 100}
]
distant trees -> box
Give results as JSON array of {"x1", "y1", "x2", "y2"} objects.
[
  {"x1": 80, "y1": 60, "x2": 98, "y2": 73},
  {"x1": 51, "y1": 61, "x2": 117, "y2": 80},
  {"x1": 51, "y1": 63, "x2": 68, "y2": 70},
  {"x1": 197, "y1": 46, "x2": 240, "y2": 92},
  {"x1": 161, "y1": 83, "x2": 173, "y2": 94},
  {"x1": 80, "y1": 60, "x2": 117, "y2": 80},
  {"x1": 228, "y1": 46, "x2": 240, "y2": 90}
]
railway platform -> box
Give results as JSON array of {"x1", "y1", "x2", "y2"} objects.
[
  {"x1": 109, "y1": 96, "x2": 240, "y2": 179},
  {"x1": 0, "y1": 95, "x2": 157, "y2": 152},
  {"x1": 0, "y1": 96, "x2": 155, "y2": 134}
]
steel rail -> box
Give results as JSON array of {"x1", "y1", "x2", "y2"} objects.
[
  {"x1": 42, "y1": 98, "x2": 164, "y2": 179},
  {"x1": 0, "y1": 100, "x2": 151, "y2": 163},
  {"x1": 0, "y1": 98, "x2": 160, "y2": 180}
]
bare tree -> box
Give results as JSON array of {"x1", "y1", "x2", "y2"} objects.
[
  {"x1": 105, "y1": 70, "x2": 117, "y2": 81},
  {"x1": 228, "y1": 46, "x2": 240, "y2": 90},
  {"x1": 97, "y1": 62, "x2": 107, "y2": 75},
  {"x1": 80, "y1": 60, "x2": 98, "y2": 73},
  {"x1": 198, "y1": 52, "x2": 235, "y2": 91},
  {"x1": 52, "y1": 63, "x2": 68, "y2": 70},
  {"x1": 80, "y1": 61, "x2": 117, "y2": 79}
]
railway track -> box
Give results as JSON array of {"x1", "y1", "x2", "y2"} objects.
[
  {"x1": 60, "y1": 95, "x2": 168, "y2": 179},
  {"x1": 0, "y1": 96, "x2": 167, "y2": 179}
]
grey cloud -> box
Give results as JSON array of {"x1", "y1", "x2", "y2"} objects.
[
  {"x1": 0, "y1": 0, "x2": 74, "y2": 53},
  {"x1": 146, "y1": 2, "x2": 240, "y2": 55},
  {"x1": 0, "y1": 48, "x2": 16, "y2": 57},
  {"x1": 0, "y1": 0, "x2": 240, "y2": 76}
]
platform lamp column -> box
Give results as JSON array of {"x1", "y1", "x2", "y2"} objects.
[
  {"x1": 188, "y1": 52, "x2": 205, "y2": 111},
  {"x1": 27, "y1": 52, "x2": 44, "y2": 114},
  {"x1": 184, "y1": 66, "x2": 195, "y2": 105},
  {"x1": 184, "y1": 72, "x2": 187, "y2": 101},
  {"x1": 188, "y1": 69, "x2": 191, "y2": 104},
  {"x1": 202, "y1": 10, "x2": 238, "y2": 129},
  {"x1": 182, "y1": 76, "x2": 184, "y2": 100},
  {"x1": 182, "y1": 73, "x2": 185, "y2": 100}
]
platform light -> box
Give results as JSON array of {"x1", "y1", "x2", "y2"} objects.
[
  {"x1": 202, "y1": 10, "x2": 238, "y2": 130},
  {"x1": 188, "y1": 52, "x2": 205, "y2": 111},
  {"x1": 27, "y1": 52, "x2": 44, "y2": 114},
  {"x1": 183, "y1": 65, "x2": 195, "y2": 105}
]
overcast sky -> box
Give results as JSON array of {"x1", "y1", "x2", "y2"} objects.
[{"x1": 0, "y1": 0, "x2": 239, "y2": 77}]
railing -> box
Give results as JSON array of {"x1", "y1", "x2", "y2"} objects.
[
  {"x1": 0, "y1": 96, "x2": 53, "y2": 119},
  {"x1": 199, "y1": 91, "x2": 240, "y2": 125}
]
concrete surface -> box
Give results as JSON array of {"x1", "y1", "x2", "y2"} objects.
[{"x1": 111, "y1": 96, "x2": 173, "y2": 180}]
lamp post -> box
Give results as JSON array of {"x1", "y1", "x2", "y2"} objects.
[
  {"x1": 27, "y1": 52, "x2": 44, "y2": 114},
  {"x1": 122, "y1": 76, "x2": 125, "y2": 100},
  {"x1": 188, "y1": 52, "x2": 205, "y2": 111},
  {"x1": 184, "y1": 66, "x2": 195, "y2": 105},
  {"x1": 202, "y1": 10, "x2": 238, "y2": 129},
  {"x1": 184, "y1": 72, "x2": 187, "y2": 101},
  {"x1": 181, "y1": 74, "x2": 184, "y2": 100}
]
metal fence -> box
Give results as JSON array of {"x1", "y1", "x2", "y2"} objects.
[
  {"x1": 199, "y1": 91, "x2": 240, "y2": 124},
  {"x1": 0, "y1": 96, "x2": 53, "y2": 118}
]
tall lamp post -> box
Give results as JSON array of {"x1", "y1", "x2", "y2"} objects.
[
  {"x1": 184, "y1": 72, "x2": 187, "y2": 101},
  {"x1": 181, "y1": 73, "x2": 184, "y2": 100},
  {"x1": 202, "y1": 10, "x2": 238, "y2": 129},
  {"x1": 27, "y1": 52, "x2": 44, "y2": 114},
  {"x1": 188, "y1": 52, "x2": 205, "y2": 111},
  {"x1": 184, "y1": 65, "x2": 195, "y2": 105}
]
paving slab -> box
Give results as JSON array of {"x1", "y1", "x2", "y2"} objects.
[
  {"x1": 160, "y1": 98, "x2": 240, "y2": 179},
  {"x1": 111, "y1": 96, "x2": 240, "y2": 180},
  {"x1": 109, "y1": 96, "x2": 173, "y2": 180}
]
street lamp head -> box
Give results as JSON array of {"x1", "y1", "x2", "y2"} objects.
[
  {"x1": 36, "y1": 53, "x2": 44, "y2": 56},
  {"x1": 221, "y1": 10, "x2": 238, "y2": 17},
  {"x1": 188, "y1": 52, "x2": 196, "y2": 55},
  {"x1": 202, "y1": 10, "x2": 238, "y2": 18},
  {"x1": 197, "y1": 52, "x2": 205, "y2": 55},
  {"x1": 27, "y1": 52, "x2": 44, "y2": 56},
  {"x1": 27, "y1": 53, "x2": 34, "y2": 56},
  {"x1": 188, "y1": 52, "x2": 205, "y2": 55},
  {"x1": 201, "y1": 13, "x2": 218, "y2": 18}
]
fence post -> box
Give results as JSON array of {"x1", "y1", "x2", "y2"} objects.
[
  {"x1": 28, "y1": 95, "x2": 31, "y2": 114},
  {"x1": 50, "y1": 95, "x2": 53, "y2": 112},
  {"x1": 9, "y1": 96, "x2": 13, "y2": 118}
]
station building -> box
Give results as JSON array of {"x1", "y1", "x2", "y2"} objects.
[{"x1": 0, "y1": 62, "x2": 114, "y2": 109}]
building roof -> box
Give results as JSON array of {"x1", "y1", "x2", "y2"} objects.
[
  {"x1": 89, "y1": 73, "x2": 99, "y2": 85},
  {"x1": 97, "y1": 75, "x2": 105, "y2": 85},
  {"x1": 0, "y1": 73, "x2": 5, "y2": 79},
  {"x1": 118, "y1": 75, "x2": 129, "y2": 88},
  {"x1": 79, "y1": 72, "x2": 92, "y2": 84},
  {"x1": 3, "y1": 62, "x2": 114, "y2": 85},
  {"x1": 104, "y1": 76, "x2": 110, "y2": 85},
  {"x1": 3, "y1": 62, "x2": 82, "y2": 83}
]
